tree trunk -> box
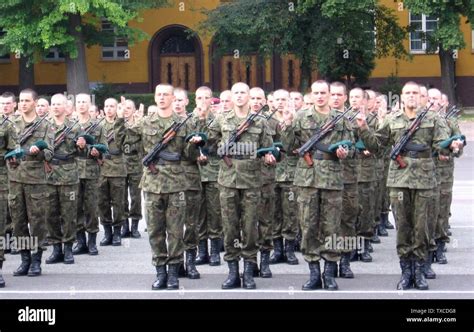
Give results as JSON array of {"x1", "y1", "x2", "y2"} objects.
[
  {"x1": 299, "y1": 55, "x2": 311, "y2": 92},
  {"x1": 65, "y1": 13, "x2": 89, "y2": 95},
  {"x1": 439, "y1": 46, "x2": 457, "y2": 105},
  {"x1": 18, "y1": 57, "x2": 35, "y2": 91}
]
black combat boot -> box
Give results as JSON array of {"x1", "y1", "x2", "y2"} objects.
[
  {"x1": 414, "y1": 260, "x2": 429, "y2": 290},
  {"x1": 423, "y1": 251, "x2": 436, "y2": 279},
  {"x1": 112, "y1": 226, "x2": 121, "y2": 246},
  {"x1": 100, "y1": 225, "x2": 113, "y2": 246},
  {"x1": 178, "y1": 260, "x2": 187, "y2": 278},
  {"x1": 28, "y1": 249, "x2": 43, "y2": 277},
  {"x1": 222, "y1": 260, "x2": 241, "y2": 289},
  {"x1": 322, "y1": 260, "x2": 338, "y2": 291},
  {"x1": 87, "y1": 232, "x2": 98, "y2": 255},
  {"x1": 185, "y1": 249, "x2": 200, "y2": 279},
  {"x1": 4, "y1": 230, "x2": 12, "y2": 254},
  {"x1": 382, "y1": 213, "x2": 394, "y2": 229},
  {"x1": 371, "y1": 229, "x2": 381, "y2": 244},
  {"x1": 72, "y1": 231, "x2": 88, "y2": 255},
  {"x1": 13, "y1": 250, "x2": 31, "y2": 276},
  {"x1": 195, "y1": 239, "x2": 209, "y2": 265},
  {"x1": 396, "y1": 259, "x2": 414, "y2": 290},
  {"x1": 294, "y1": 230, "x2": 302, "y2": 252},
  {"x1": 378, "y1": 222, "x2": 388, "y2": 237},
  {"x1": 63, "y1": 242, "x2": 74, "y2": 264},
  {"x1": 242, "y1": 260, "x2": 256, "y2": 289},
  {"x1": 209, "y1": 238, "x2": 221, "y2": 266},
  {"x1": 0, "y1": 261, "x2": 5, "y2": 288},
  {"x1": 339, "y1": 252, "x2": 354, "y2": 278},
  {"x1": 46, "y1": 243, "x2": 64, "y2": 264},
  {"x1": 166, "y1": 264, "x2": 179, "y2": 290},
  {"x1": 285, "y1": 239, "x2": 299, "y2": 265},
  {"x1": 302, "y1": 261, "x2": 322, "y2": 290},
  {"x1": 435, "y1": 240, "x2": 447, "y2": 264},
  {"x1": 121, "y1": 219, "x2": 131, "y2": 238},
  {"x1": 360, "y1": 239, "x2": 373, "y2": 262},
  {"x1": 130, "y1": 219, "x2": 141, "y2": 238},
  {"x1": 259, "y1": 250, "x2": 272, "y2": 278},
  {"x1": 269, "y1": 237, "x2": 285, "y2": 264},
  {"x1": 350, "y1": 249, "x2": 360, "y2": 262},
  {"x1": 152, "y1": 265, "x2": 167, "y2": 290}
]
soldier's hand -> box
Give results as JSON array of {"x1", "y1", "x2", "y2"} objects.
[
  {"x1": 90, "y1": 148, "x2": 100, "y2": 157},
  {"x1": 355, "y1": 112, "x2": 368, "y2": 130},
  {"x1": 197, "y1": 155, "x2": 208, "y2": 164},
  {"x1": 116, "y1": 104, "x2": 124, "y2": 119},
  {"x1": 76, "y1": 137, "x2": 86, "y2": 149},
  {"x1": 189, "y1": 135, "x2": 203, "y2": 145},
  {"x1": 450, "y1": 139, "x2": 463, "y2": 153},
  {"x1": 336, "y1": 146, "x2": 348, "y2": 159},
  {"x1": 438, "y1": 154, "x2": 450, "y2": 161},
  {"x1": 264, "y1": 153, "x2": 276, "y2": 165},
  {"x1": 29, "y1": 146, "x2": 40, "y2": 155},
  {"x1": 7, "y1": 156, "x2": 18, "y2": 168},
  {"x1": 363, "y1": 149, "x2": 371, "y2": 157}
]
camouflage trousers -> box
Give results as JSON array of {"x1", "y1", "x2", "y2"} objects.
[
  {"x1": 77, "y1": 178, "x2": 99, "y2": 234},
  {"x1": 435, "y1": 181, "x2": 453, "y2": 244},
  {"x1": 258, "y1": 183, "x2": 275, "y2": 251},
  {"x1": 184, "y1": 189, "x2": 202, "y2": 250},
  {"x1": 298, "y1": 187, "x2": 342, "y2": 263},
  {"x1": 390, "y1": 188, "x2": 431, "y2": 260},
  {"x1": 124, "y1": 172, "x2": 142, "y2": 221},
  {"x1": 356, "y1": 181, "x2": 375, "y2": 239},
  {"x1": 8, "y1": 181, "x2": 48, "y2": 253},
  {"x1": 46, "y1": 184, "x2": 78, "y2": 244},
  {"x1": 273, "y1": 183, "x2": 298, "y2": 241},
  {"x1": 220, "y1": 186, "x2": 260, "y2": 264},
  {"x1": 98, "y1": 176, "x2": 126, "y2": 227},
  {"x1": 0, "y1": 178, "x2": 7, "y2": 261},
  {"x1": 340, "y1": 182, "x2": 358, "y2": 253},
  {"x1": 144, "y1": 191, "x2": 186, "y2": 266},
  {"x1": 198, "y1": 181, "x2": 223, "y2": 241},
  {"x1": 381, "y1": 159, "x2": 391, "y2": 214},
  {"x1": 427, "y1": 183, "x2": 440, "y2": 252}
]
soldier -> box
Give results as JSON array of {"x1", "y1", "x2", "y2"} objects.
[
  {"x1": 283, "y1": 80, "x2": 352, "y2": 291},
  {"x1": 44, "y1": 94, "x2": 83, "y2": 265},
  {"x1": 116, "y1": 84, "x2": 204, "y2": 290},
  {"x1": 207, "y1": 82, "x2": 275, "y2": 289},
  {"x1": 419, "y1": 85, "x2": 429, "y2": 108},
  {"x1": 7, "y1": 88, "x2": 54, "y2": 277},
  {"x1": 0, "y1": 98, "x2": 17, "y2": 287},
  {"x1": 290, "y1": 91, "x2": 304, "y2": 113},
  {"x1": 73, "y1": 93, "x2": 107, "y2": 256},
  {"x1": 98, "y1": 98, "x2": 127, "y2": 246},
  {"x1": 271, "y1": 89, "x2": 299, "y2": 266},
  {"x1": 35, "y1": 98, "x2": 49, "y2": 117},
  {"x1": 329, "y1": 82, "x2": 357, "y2": 278},
  {"x1": 120, "y1": 99, "x2": 143, "y2": 239},
  {"x1": 89, "y1": 105, "x2": 100, "y2": 120},
  {"x1": 219, "y1": 90, "x2": 233, "y2": 113},
  {"x1": 355, "y1": 81, "x2": 461, "y2": 290}
]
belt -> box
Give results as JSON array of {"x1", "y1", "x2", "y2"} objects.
[
  {"x1": 401, "y1": 150, "x2": 432, "y2": 159},
  {"x1": 109, "y1": 149, "x2": 122, "y2": 156},
  {"x1": 21, "y1": 155, "x2": 39, "y2": 162},
  {"x1": 51, "y1": 159, "x2": 75, "y2": 165},
  {"x1": 231, "y1": 155, "x2": 253, "y2": 160},
  {"x1": 104, "y1": 154, "x2": 123, "y2": 160},
  {"x1": 312, "y1": 150, "x2": 338, "y2": 161},
  {"x1": 181, "y1": 160, "x2": 195, "y2": 166},
  {"x1": 124, "y1": 152, "x2": 139, "y2": 156}
]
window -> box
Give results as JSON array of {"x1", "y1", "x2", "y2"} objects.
[
  {"x1": 44, "y1": 47, "x2": 64, "y2": 61},
  {"x1": 409, "y1": 13, "x2": 438, "y2": 53},
  {"x1": 101, "y1": 19, "x2": 128, "y2": 60},
  {"x1": 0, "y1": 29, "x2": 10, "y2": 62}
]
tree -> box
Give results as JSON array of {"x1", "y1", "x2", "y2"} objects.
[
  {"x1": 0, "y1": 0, "x2": 168, "y2": 94},
  {"x1": 199, "y1": 0, "x2": 409, "y2": 90},
  {"x1": 403, "y1": 0, "x2": 474, "y2": 105}
]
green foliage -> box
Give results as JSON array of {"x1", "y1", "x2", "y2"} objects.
[{"x1": 378, "y1": 73, "x2": 403, "y2": 98}]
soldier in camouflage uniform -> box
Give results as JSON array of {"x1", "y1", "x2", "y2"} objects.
[
  {"x1": 270, "y1": 89, "x2": 299, "y2": 266},
  {"x1": 195, "y1": 86, "x2": 223, "y2": 266},
  {"x1": 44, "y1": 94, "x2": 83, "y2": 265},
  {"x1": 121, "y1": 99, "x2": 143, "y2": 239},
  {"x1": 98, "y1": 98, "x2": 127, "y2": 247},
  {"x1": 356, "y1": 82, "x2": 459, "y2": 290},
  {"x1": 283, "y1": 80, "x2": 352, "y2": 291},
  {"x1": 7, "y1": 89, "x2": 54, "y2": 277},
  {"x1": 116, "y1": 84, "x2": 202, "y2": 290},
  {"x1": 0, "y1": 101, "x2": 18, "y2": 287},
  {"x1": 73, "y1": 94, "x2": 107, "y2": 256},
  {"x1": 207, "y1": 82, "x2": 275, "y2": 289}
]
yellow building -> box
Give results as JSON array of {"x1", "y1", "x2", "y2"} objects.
[{"x1": 1, "y1": 0, "x2": 474, "y2": 105}]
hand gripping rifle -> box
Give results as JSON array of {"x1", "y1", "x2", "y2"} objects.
[
  {"x1": 53, "y1": 120, "x2": 79, "y2": 149},
  {"x1": 217, "y1": 104, "x2": 268, "y2": 168},
  {"x1": 294, "y1": 107, "x2": 352, "y2": 167},
  {"x1": 142, "y1": 112, "x2": 192, "y2": 174},
  {"x1": 390, "y1": 103, "x2": 434, "y2": 169}
]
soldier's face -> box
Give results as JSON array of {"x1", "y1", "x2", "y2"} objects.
[
  {"x1": 18, "y1": 93, "x2": 36, "y2": 115},
  {"x1": 419, "y1": 87, "x2": 428, "y2": 107},
  {"x1": 273, "y1": 91, "x2": 289, "y2": 112},
  {"x1": 231, "y1": 86, "x2": 250, "y2": 108},
  {"x1": 155, "y1": 86, "x2": 175, "y2": 110},
  {"x1": 349, "y1": 90, "x2": 365, "y2": 110},
  {"x1": 402, "y1": 84, "x2": 420, "y2": 110},
  {"x1": 366, "y1": 92, "x2": 376, "y2": 112},
  {"x1": 195, "y1": 91, "x2": 212, "y2": 111},
  {"x1": 172, "y1": 92, "x2": 189, "y2": 115},
  {"x1": 35, "y1": 100, "x2": 49, "y2": 117},
  {"x1": 50, "y1": 96, "x2": 66, "y2": 117},
  {"x1": 104, "y1": 100, "x2": 117, "y2": 118},
  {"x1": 124, "y1": 102, "x2": 135, "y2": 118},
  {"x1": 219, "y1": 94, "x2": 233, "y2": 112},
  {"x1": 330, "y1": 87, "x2": 347, "y2": 110},
  {"x1": 428, "y1": 91, "x2": 442, "y2": 111},
  {"x1": 249, "y1": 91, "x2": 266, "y2": 112},
  {"x1": 311, "y1": 84, "x2": 330, "y2": 108},
  {"x1": 290, "y1": 94, "x2": 303, "y2": 111},
  {"x1": 0, "y1": 97, "x2": 16, "y2": 115},
  {"x1": 75, "y1": 95, "x2": 91, "y2": 115}
]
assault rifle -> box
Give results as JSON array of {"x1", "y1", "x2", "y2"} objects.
[
  {"x1": 53, "y1": 120, "x2": 79, "y2": 149},
  {"x1": 18, "y1": 114, "x2": 49, "y2": 145}
]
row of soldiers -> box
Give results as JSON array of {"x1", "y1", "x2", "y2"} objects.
[{"x1": 0, "y1": 79, "x2": 463, "y2": 291}]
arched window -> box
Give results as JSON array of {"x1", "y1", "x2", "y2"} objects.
[{"x1": 160, "y1": 35, "x2": 195, "y2": 54}]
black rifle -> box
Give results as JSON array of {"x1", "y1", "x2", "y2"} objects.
[
  {"x1": 53, "y1": 120, "x2": 79, "y2": 149},
  {"x1": 82, "y1": 117, "x2": 105, "y2": 136},
  {"x1": 295, "y1": 107, "x2": 352, "y2": 166},
  {"x1": 390, "y1": 103, "x2": 434, "y2": 168},
  {"x1": 346, "y1": 108, "x2": 359, "y2": 122},
  {"x1": 444, "y1": 105, "x2": 461, "y2": 120},
  {"x1": 18, "y1": 114, "x2": 49, "y2": 145},
  {"x1": 142, "y1": 113, "x2": 192, "y2": 174},
  {"x1": 1, "y1": 115, "x2": 12, "y2": 127}
]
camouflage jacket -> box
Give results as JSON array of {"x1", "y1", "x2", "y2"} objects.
[
  {"x1": 0, "y1": 118, "x2": 18, "y2": 182},
  {"x1": 47, "y1": 118, "x2": 81, "y2": 185},
  {"x1": 360, "y1": 108, "x2": 449, "y2": 190},
  {"x1": 181, "y1": 114, "x2": 202, "y2": 192},
  {"x1": 434, "y1": 116, "x2": 462, "y2": 184},
  {"x1": 10, "y1": 115, "x2": 54, "y2": 184},
  {"x1": 195, "y1": 114, "x2": 220, "y2": 183},
  {"x1": 123, "y1": 118, "x2": 144, "y2": 175},
  {"x1": 101, "y1": 119, "x2": 127, "y2": 178},
  {"x1": 356, "y1": 115, "x2": 377, "y2": 183},
  {"x1": 282, "y1": 107, "x2": 353, "y2": 190},
  {"x1": 116, "y1": 113, "x2": 199, "y2": 194},
  {"x1": 76, "y1": 118, "x2": 107, "y2": 180},
  {"x1": 275, "y1": 121, "x2": 298, "y2": 183},
  {"x1": 261, "y1": 115, "x2": 279, "y2": 185},
  {"x1": 207, "y1": 109, "x2": 274, "y2": 189},
  {"x1": 341, "y1": 114, "x2": 359, "y2": 184}
]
